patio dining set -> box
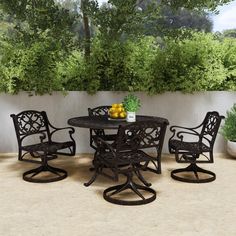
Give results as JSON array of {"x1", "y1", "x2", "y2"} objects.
[{"x1": 10, "y1": 107, "x2": 224, "y2": 205}]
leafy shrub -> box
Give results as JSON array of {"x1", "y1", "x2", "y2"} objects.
[
  {"x1": 86, "y1": 36, "x2": 157, "y2": 92},
  {"x1": 56, "y1": 50, "x2": 86, "y2": 91},
  {"x1": 1, "y1": 31, "x2": 236, "y2": 95},
  {"x1": 0, "y1": 39, "x2": 23, "y2": 94},
  {"x1": 221, "y1": 104, "x2": 236, "y2": 141},
  {"x1": 19, "y1": 40, "x2": 63, "y2": 95},
  {"x1": 88, "y1": 38, "x2": 131, "y2": 91},
  {"x1": 221, "y1": 38, "x2": 236, "y2": 90},
  {"x1": 124, "y1": 37, "x2": 158, "y2": 91},
  {"x1": 150, "y1": 32, "x2": 227, "y2": 94},
  {"x1": 0, "y1": 34, "x2": 64, "y2": 95}
]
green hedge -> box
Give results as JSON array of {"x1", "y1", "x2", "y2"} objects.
[
  {"x1": 0, "y1": 35, "x2": 63, "y2": 95},
  {"x1": 150, "y1": 33, "x2": 227, "y2": 93},
  {"x1": 0, "y1": 32, "x2": 236, "y2": 95}
]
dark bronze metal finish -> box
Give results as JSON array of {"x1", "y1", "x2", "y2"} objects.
[
  {"x1": 84, "y1": 120, "x2": 168, "y2": 205},
  {"x1": 68, "y1": 115, "x2": 168, "y2": 129},
  {"x1": 103, "y1": 171, "x2": 156, "y2": 206},
  {"x1": 168, "y1": 111, "x2": 224, "y2": 183},
  {"x1": 22, "y1": 154, "x2": 67, "y2": 183},
  {"x1": 11, "y1": 110, "x2": 76, "y2": 182},
  {"x1": 170, "y1": 163, "x2": 216, "y2": 183},
  {"x1": 68, "y1": 115, "x2": 169, "y2": 176},
  {"x1": 88, "y1": 105, "x2": 111, "y2": 117},
  {"x1": 88, "y1": 106, "x2": 117, "y2": 150}
]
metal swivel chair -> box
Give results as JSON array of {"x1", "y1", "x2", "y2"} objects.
[
  {"x1": 169, "y1": 111, "x2": 224, "y2": 183},
  {"x1": 11, "y1": 110, "x2": 76, "y2": 183},
  {"x1": 88, "y1": 106, "x2": 117, "y2": 150},
  {"x1": 90, "y1": 120, "x2": 167, "y2": 205}
]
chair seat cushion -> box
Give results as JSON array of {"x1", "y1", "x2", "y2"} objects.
[
  {"x1": 169, "y1": 139, "x2": 210, "y2": 153},
  {"x1": 100, "y1": 150, "x2": 153, "y2": 167},
  {"x1": 22, "y1": 141, "x2": 74, "y2": 153}
]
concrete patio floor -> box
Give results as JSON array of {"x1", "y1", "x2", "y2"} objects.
[{"x1": 0, "y1": 153, "x2": 235, "y2": 236}]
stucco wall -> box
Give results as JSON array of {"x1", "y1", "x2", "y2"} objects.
[{"x1": 0, "y1": 91, "x2": 234, "y2": 154}]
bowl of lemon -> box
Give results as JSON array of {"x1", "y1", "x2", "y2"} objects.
[{"x1": 108, "y1": 103, "x2": 126, "y2": 120}]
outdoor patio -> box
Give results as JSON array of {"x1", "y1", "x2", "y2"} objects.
[
  {"x1": 0, "y1": 153, "x2": 235, "y2": 236},
  {"x1": 1, "y1": 0, "x2": 236, "y2": 235}
]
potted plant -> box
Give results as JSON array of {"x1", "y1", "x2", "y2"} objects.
[
  {"x1": 122, "y1": 93, "x2": 141, "y2": 122},
  {"x1": 221, "y1": 104, "x2": 236, "y2": 157}
]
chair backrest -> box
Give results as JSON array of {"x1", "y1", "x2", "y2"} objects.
[
  {"x1": 88, "y1": 106, "x2": 112, "y2": 147},
  {"x1": 10, "y1": 110, "x2": 50, "y2": 145},
  {"x1": 116, "y1": 120, "x2": 168, "y2": 152},
  {"x1": 88, "y1": 106, "x2": 111, "y2": 117},
  {"x1": 200, "y1": 111, "x2": 224, "y2": 147}
]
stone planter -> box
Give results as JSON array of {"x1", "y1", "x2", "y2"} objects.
[{"x1": 226, "y1": 140, "x2": 236, "y2": 157}]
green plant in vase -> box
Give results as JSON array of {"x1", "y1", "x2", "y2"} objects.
[
  {"x1": 123, "y1": 94, "x2": 141, "y2": 122},
  {"x1": 221, "y1": 104, "x2": 236, "y2": 157}
]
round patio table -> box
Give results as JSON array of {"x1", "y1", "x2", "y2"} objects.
[
  {"x1": 68, "y1": 115, "x2": 169, "y2": 129},
  {"x1": 68, "y1": 115, "x2": 169, "y2": 184}
]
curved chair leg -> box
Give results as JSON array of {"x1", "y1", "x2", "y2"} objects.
[
  {"x1": 133, "y1": 167, "x2": 151, "y2": 187},
  {"x1": 85, "y1": 151, "x2": 101, "y2": 186},
  {"x1": 84, "y1": 168, "x2": 100, "y2": 187},
  {"x1": 171, "y1": 163, "x2": 216, "y2": 183},
  {"x1": 103, "y1": 171, "x2": 156, "y2": 205},
  {"x1": 22, "y1": 155, "x2": 67, "y2": 183},
  {"x1": 138, "y1": 159, "x2": 161, "y2": 174}
]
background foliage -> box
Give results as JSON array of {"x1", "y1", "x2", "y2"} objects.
[
  {"x1": 220, "y1": 103, "x2": 236, "y2": 141},
  {"x1": 0, "y1": 0, "x2": 235, "y2": 95}
]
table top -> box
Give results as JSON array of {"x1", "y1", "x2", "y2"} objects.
[{"x1": 68, "y1": 115, "x2": 169, "y2": 129}]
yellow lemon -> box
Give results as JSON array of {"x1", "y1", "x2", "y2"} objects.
[
  {"x1": 116, "y1": 107, "x2": 123, "y2": 113},
  {"x1": 119, "y1": 112, "x2": 126, "y2": 118},
  {"x1": 118, "y1": 103, "x2": 123, "y2": 107},
  {"x1": 111, "y1": 112, "x2": 119, "y2": 119},
  {"x1": 109, "y1": 108, "x2": 116, "y2": 114},
  {"x1": 112, "y1": 103, "x2": 118, "y2": 108}
]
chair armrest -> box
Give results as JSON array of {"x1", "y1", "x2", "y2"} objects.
[
  {"x1": 170, "y1": 124, "x2": 201, "y2": 132},
  {"x1": 169, "y1": 125, "x2": 200, "y2": 142},
  {"x1": 48, "y1": 122, "x2": 75, "y2": 133},
  {"x1": 39, "y1": 132, "x2": 47, "y2": 143},
  {"x1": 49, "y1": 124, "x2": 75, "y2": 134},
  {"x1": 48, "y1": 124, "x2": 75, "y2": 142}
]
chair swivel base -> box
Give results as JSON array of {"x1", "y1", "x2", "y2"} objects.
[
  {"x1": 103, "y1": 173, "x2": 156, "y2": 205},
  {"x1": 171, "y1": 163, "x2": 216, "y2": 183},
  {"x1": 23, "y1": 164, "x2": 67, "y2": 183},
  {"x1": 19, "y1": 154, "x2": 57, "y2": 164}
]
